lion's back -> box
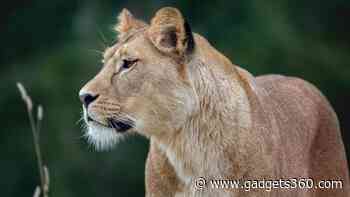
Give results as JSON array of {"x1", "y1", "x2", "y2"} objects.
[
  {"x1": 255, "y1": 74, "x2": 330, "y2": 139},
  {"x1": 254, "y1": 74, "x2": 349, "y2": 195},
  {"x1": 254, "y1": 74, "x2": 339, "y2": 142}
]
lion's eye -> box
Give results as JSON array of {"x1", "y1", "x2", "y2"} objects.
[{"x1": 121, "y1": 59, "x2": 138, "y2": 70}]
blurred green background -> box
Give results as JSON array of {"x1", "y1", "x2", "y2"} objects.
[{"x1": 1, "y1": 0, "x2": 349, "y2": 196}]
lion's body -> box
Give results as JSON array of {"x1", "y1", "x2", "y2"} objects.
[
  {"x1": 145, "y1": 35, "x2": 350, "y2": 197},
  {"x1": 79, "y1": 7, "x2": 349, "y2": 197}
]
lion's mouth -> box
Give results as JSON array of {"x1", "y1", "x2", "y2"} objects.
[
  {"x1": 107, "y1": 118, "x2": 133, "y2": 132},
  {"x1": 87, "y1": 116, "x2": 133, "y2": 133}
]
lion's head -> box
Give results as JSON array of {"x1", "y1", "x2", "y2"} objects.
[{"x1": 79, "y1": 7, "x2": 198, "y2": 150}]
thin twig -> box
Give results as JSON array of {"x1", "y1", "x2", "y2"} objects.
[
  {"x1": 37, "y1": 105, "x2": 43, "y2": 137},
  {"x1": 17, "y1": 82, "x2": 49, "y2": 197},
  {"x1": 33, "y1": 186, "x2": 41, "y2": 197},
  {"x1": 43, "y1": 165, "x2": 49, "y2": 197}
]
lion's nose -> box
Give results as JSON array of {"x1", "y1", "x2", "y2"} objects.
[{"x1": 79, "y1": 93, "x2": 99, "y2": 108}]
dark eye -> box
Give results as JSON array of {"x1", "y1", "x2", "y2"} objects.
[{"x1": 121, "y1": 59, "x2": 138, "y2": 70}]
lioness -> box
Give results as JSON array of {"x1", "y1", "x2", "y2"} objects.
[{"x1": 79, "y1": 7, "x2": 349, "y2": 197}]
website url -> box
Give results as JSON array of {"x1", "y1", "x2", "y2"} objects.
[{"x1": 194, "y1": 177, "x2": 343, "y2": 192}]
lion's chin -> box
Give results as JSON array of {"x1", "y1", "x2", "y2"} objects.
[{"x1": 84, "y1": 122, "x2": 126, "y2": 151}]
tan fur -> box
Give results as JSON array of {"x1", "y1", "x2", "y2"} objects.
[
  {"x1": 115, "y1": 8, "x2": 147, "y2": 39},
  {"x1": 79, "y1": 7, "x2": 350, "y2": 196},
  {"x1": 148, "y1": 7, "x2": 188, "y2": 57}
]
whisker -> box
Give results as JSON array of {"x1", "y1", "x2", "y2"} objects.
[
  {"x1": 87, "y1": 49, "x2": 104, "y2": 55},
  {"x1": 97, "y1": 27, "x2": 108, "y2": 47},
  {"x1": 76, "y1": 116, "x2": 84, "y2": 125}
]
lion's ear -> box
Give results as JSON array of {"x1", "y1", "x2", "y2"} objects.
[
  {"x1": 115, "y1": 9, "x2": 146, "y2": 38},
  {"x1": 148, "y1": 7, "x2": 194, "y2": 57}
]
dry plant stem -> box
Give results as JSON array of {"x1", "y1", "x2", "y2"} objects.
[
  {"x1": 17, "y1": 83, "x2": 48, "y2": 197},
  {"x1": 28, "y1": 106, "x2": 47, "y2": 197},
  {"x1": 33, "y1": 186, "x2": 41, "y2": 197},
  {"x1": 43, "y1": 165, "x2": 50, "y2": 197}
]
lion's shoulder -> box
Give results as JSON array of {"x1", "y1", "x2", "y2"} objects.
[{"x1": 254, "y1": 74, "x2": 336, "y2": 137}]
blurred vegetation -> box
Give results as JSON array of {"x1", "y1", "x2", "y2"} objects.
[{"x1": 1, "y1": 0, "x2": 349, "y2": 196}]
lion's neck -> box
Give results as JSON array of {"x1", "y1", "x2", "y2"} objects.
[{"x1": 157, "y1": 57, "x2": 252, "y2": 185}]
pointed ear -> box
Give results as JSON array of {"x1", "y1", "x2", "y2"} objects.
[
  {"x1": 147, "y1": 7, "x2": 194, "y2": 57},
  {"x1": 115, "y1": 9, "x2": 147, "y2": 39}
]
